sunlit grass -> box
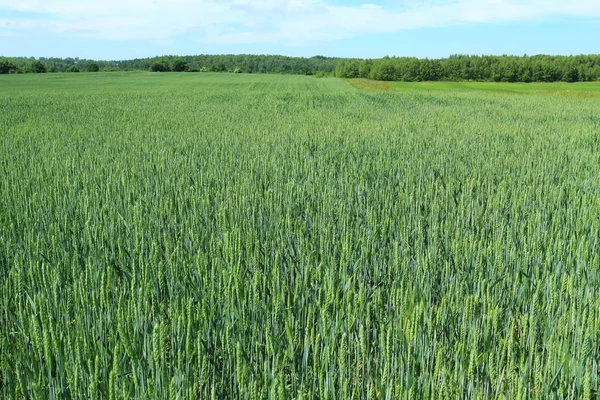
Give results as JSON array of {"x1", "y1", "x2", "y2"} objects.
[
  {"x1": 1, "y1": 73, "x2": 599, "y2": 399},
  {"x1": 347, "y1": 77, "x2": 600, "y2": 98}
]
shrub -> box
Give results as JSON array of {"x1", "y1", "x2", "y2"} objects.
[
  {"x1": 150, "y1": 62, "x2": 169, "y2": 72},
  {"x1": 0, "y1": 61, "x2": 18, "y2": 74},
  {"x1": 87, "y1": 63, "x2": 100, "y2": 72},
  {"x1": 172, "y1": 59, "x2": 188, "y2": 72},
  {"x1": 31, "y1": 61, "x2": 47, "y2": 73},
  {"x1": 66, "y1": 65, "x2": 80, "y2": 72}
]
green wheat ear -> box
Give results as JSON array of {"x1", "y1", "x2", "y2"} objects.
[{"x1": 1, "y1": 72, "x2": 599, "y2": 399}]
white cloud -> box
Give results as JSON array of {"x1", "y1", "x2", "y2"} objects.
[{"x1": 0, "y1": 0, "x2": 599, "y2": 45}]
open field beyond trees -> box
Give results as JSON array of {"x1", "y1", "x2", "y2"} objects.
[
  {"x1": 1, "y1": 72, "x2": 599, "y2": 398},
  {"x1": 347, "y1": 78, "x2": 600, "y2": 98}
]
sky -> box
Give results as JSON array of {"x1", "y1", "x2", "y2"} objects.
[{"x1": 0, "y1": 0, "x2": 599, "y2": 60}]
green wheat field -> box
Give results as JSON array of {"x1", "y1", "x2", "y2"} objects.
[{"x1": 1, "y1": 72, "x2": 599, "y2": 399}]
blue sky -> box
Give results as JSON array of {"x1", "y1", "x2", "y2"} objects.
[{"x1": 1, "y1": 0, "x2": 599, "y2": 60}]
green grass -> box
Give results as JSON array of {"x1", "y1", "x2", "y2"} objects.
[
  {"x1": 1, "y1": 72, "x2": 599, "y2": 399},
  {"x1": 348, "y1": 77, "x2": 600, "y2": 98},
  {"x1": 0, "y1": 71, "x2": 352, "y2": 93}
]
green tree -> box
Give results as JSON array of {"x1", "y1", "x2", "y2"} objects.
[
  {"x1": 172, "y1": 59, "x2": 188, "y2": 72},
  {"x1": 31, "y1": 61, "x2": 47, "y2": 73},
  {"x1": 214, "y1": 62, "x2": 227, "y2": 72},
  {"x1": 150, "y1": 62, "x2": 169, "y2": 72},
  {"x1": 370, "y1": 57, "x2": 397, "y2": 81},
  {"x1": 66, "y1": 65, "x2": 80, "y2": 73},
  {"x1": 0, "y1": 61, "x2": 18, "y2": 74},
  {"x1": 151, "y1": 61, "x2": 170, "y2": 72},
  {"x1": 87, "y1": 63, "x2": 100, "y2": 72},
  {"x1": 359, "y1": 59, "x2": 372, "y2": 78},
  {"x1": 301, "y1": 65, "x2": 313, "y2": 75},
  {"x1": 562, "y1": 64, "x2": 579, "y2": 82}
]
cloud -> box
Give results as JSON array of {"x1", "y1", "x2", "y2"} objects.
[{"x1": 0, "y1": 0, "x2": 599, "y2": 45}]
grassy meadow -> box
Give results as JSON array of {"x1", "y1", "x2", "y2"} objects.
[
  {"x1": 1, "y1": 72, "x2": 599, "y2": 399},
  {"x1": 348, "y1": 77, "x2": 600, "y2": 98}
]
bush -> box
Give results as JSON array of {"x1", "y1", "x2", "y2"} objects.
[
  {"x1": 87, "y1": 63, "x2": 100, "y2": 72},
  {"x1": 66, "y1": 65, "x2": 80, "y2": 73},
  {"x1": 172, "y1": 59, "x2": 188, "y2": 72},
  {"x1": 31, "y1": 61, "x2": 47, "y2": 73},
  {"x1": 150, "y1": 62, "x2": 169, "y2": 72},
  {"x1": 0, "y1": 61, "x2": 18, "y2": 74}
]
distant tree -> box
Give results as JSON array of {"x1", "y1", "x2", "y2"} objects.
[
  {"x1": 359, "y1": 59, "x2": 372, "y2": 78},
  {"x1": 31, "y1": 61, "x2": 47, "y2": 73},
  {"x1": 66, "y1": 65, "x2": 80, "y2": 72},
  {"x1": 313, "y1": 71, "x2": 330, "y2": 78},
  {"x1": 519, "y1": 69, "x2": 532, "y2": 83},
  {"x1": 5, "y1": 53, "x2": 598, "y2": 82},
  {"x1": 562, "y1": 65, "x2": 579, "y2": 83},
  {"x1": 86, "y1": 63, "x2": 100, "y2": 72},
  {"x1": 214, "y1": 62, "x2": 226, "y2": 72},
  {"x1": 587, "y1": 64, "x2": 600, "y2": 81},
  {"x1": 0, "y1": 61, "x2": 18, "y2": 74},
  {"x1": 334, "y1": 60, "x2": 346, "y2": 77},
  {"x1": 370, "y1": 57, "x2": 397, "y2": 81},
  {"x1": 150, "y1": 62, "x2": 169, "y2": 72},
  {"x1": 301, "y1": 65, "x2": 313, "y2": 75},
  {"x1": 172, "y1": 59, "x2": 188, "y2": 72}
]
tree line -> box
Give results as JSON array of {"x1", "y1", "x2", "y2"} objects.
[
  {"x1": 0, "y1": 55, "x2": 339, "y2": 75},
  {"x1": 125, "y1": 54, "x2": 340, "y2": 75},
  {"x1": 2, "y1": 54, "x2": 600, "y2": 82},
  {"x1": 335, "y1": 54, "x2": 600, "y2": 82},
  {"x1": 0, "y1": 57, "x2": 108, "y2": 74}
]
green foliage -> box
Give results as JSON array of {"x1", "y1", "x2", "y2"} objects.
[
  {"x1": 0, "y1": 61, "x2": 18, "y2": 74},
  {"x1": 0, "y1": 57, "x2": 119, "y2": 73},
  {"x1": 30, "y1": 61, "x2": 47, "y2": 73},
  {"x1": 86, "y1": 63, "x2": 100, "y2": 72},
  {"x1": 313, "y1": 71, "x2": 331, "y2": 78},
  {"x1": 150, "y1": 61, "x2": 169, "y2": 72},
  {"x1": 214, "y1": 62, "x2": 227, "y2": 72},
  {"x1": 301, "y1": 64, "x2": 313, "y2": 75},
  {"x1": 172, "y1": 59, "x2": 188, "y2": 72},
  {"x1": 336, "y1": 54, "x2": 600, "y2": 83},
  {"x1": 66, "y1": 65, "x2": 80, "y2": 73},
  {"x1": 335, "y1": 60, "x2": 362, "y2": 78},
  {"x1": 3, "y1": 54, "x2": 600, "y2": 83},
  {"x1": 1, "y1": 72, "x2": 599, "y2": 399},
  {"x1": 120, "y1": 54, "x2": 342, "y2": 75}
]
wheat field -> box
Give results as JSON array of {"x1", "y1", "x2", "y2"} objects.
[{"x1": 1, "y1": 72, "x2": 599, "y2": 399}]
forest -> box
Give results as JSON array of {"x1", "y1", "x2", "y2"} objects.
[
  {"x1": 1, "y1": 53, "x2": 600, "y2": 82},
  {"x1": 335, "y1": 54, "x2": 600, "y2": 82}
]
